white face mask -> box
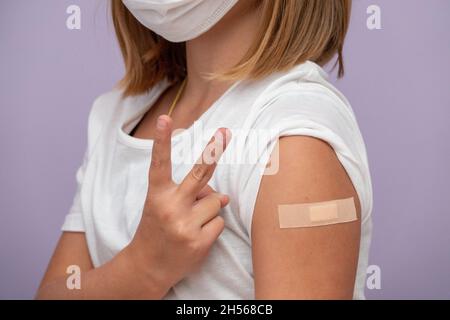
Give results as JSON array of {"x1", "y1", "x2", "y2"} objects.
[{"x1": 122, "y1": 0, "x2": 239, "y2": 42}]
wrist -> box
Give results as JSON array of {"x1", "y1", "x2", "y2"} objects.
[{"x1": 120, "y1": 241, "x2": 173, "y2": 299}]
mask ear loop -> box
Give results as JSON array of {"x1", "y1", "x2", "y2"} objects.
[{"x1": 167, "y1": 78, "x2": 187, "y2": 117}]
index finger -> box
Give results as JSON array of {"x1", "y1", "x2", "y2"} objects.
[{"x1": 178, "y1": 128, "x2": 231, "y2": 198}]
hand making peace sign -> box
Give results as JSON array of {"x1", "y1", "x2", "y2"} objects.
[{"x1": 127, "y1": 115, "x2": 232, "y2": 296}]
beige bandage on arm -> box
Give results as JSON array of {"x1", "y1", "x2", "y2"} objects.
[{"x1": 278, "y1": 197, "x2": 357, "y2": 228}]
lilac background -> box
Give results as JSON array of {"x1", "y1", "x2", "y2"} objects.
[{"x1": 1, "y1": 0, "x2": 449, "y2": 299}]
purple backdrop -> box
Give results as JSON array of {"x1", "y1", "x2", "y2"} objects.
[{"x1": 1, "y1": 0, "x2": 449, "y2": 299}]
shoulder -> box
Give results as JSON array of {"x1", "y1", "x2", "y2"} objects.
[
  {"x1": 237, "y1": 62, "x2": 373, "y2": 230},
  {"x1": 84, "y1": 88, "x2": 124, "y2": 154},
  {"x1": 88, "y1": 89, "x2": 124, "y2": 129},
  {"x1": 260, "y1": 135, "x2": 362, "y2": 208},
  {"x1": 245, "y1": 62, "x2": 364, "y2": 160},
  {"x1": 87, "y1": 80, "x2": 168, "y2": 131},
  {"x1": 251, "y1": 61, "x2": 357, "y2": 131}
]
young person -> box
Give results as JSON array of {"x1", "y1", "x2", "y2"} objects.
[{"x1": 37, "y1": 0, "x2": 372, "y2": 299}]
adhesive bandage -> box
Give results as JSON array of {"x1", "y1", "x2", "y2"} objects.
[{"x1": 278, "y1": 197, "x2": 357, "y2": 228}]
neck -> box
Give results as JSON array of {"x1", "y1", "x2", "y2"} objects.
[{"x1": 183, "y1": 0, "x2": 261, "y2": 105}]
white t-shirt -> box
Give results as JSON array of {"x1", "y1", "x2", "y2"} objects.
[{"x1": 62, "y1": 61, "x2": 373, "y2": 299}]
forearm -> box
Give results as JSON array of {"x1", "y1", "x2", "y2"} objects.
[{"x1": 35, "y1": 247, "x2": 169, "y2": 300}]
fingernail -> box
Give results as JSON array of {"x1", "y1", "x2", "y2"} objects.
[{"x1": 157, "y1": 117, "x2": 167, "y2": 130}]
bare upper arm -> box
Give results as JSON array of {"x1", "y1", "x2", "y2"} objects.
[
  {"x1": 252, "y1": 136, "x2": 361, "y2": 299},
  {"x1": 38, "y1": 232, "x2": 93, "y2": 291}
]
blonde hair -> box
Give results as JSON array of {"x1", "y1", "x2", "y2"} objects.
[{"x1": 111, "y1": 0, "x2": 352, "y2": 97}]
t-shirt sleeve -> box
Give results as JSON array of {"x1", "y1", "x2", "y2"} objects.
[
  {"x1": 61, "y1": 151, "x2": 88, "y2": 232},
  {"x1": 61, "y1": 92, "x2": 115, "y2": 232},
  {"x1": 236, "y1": 86, "x2": 373, "y2": 239}
]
